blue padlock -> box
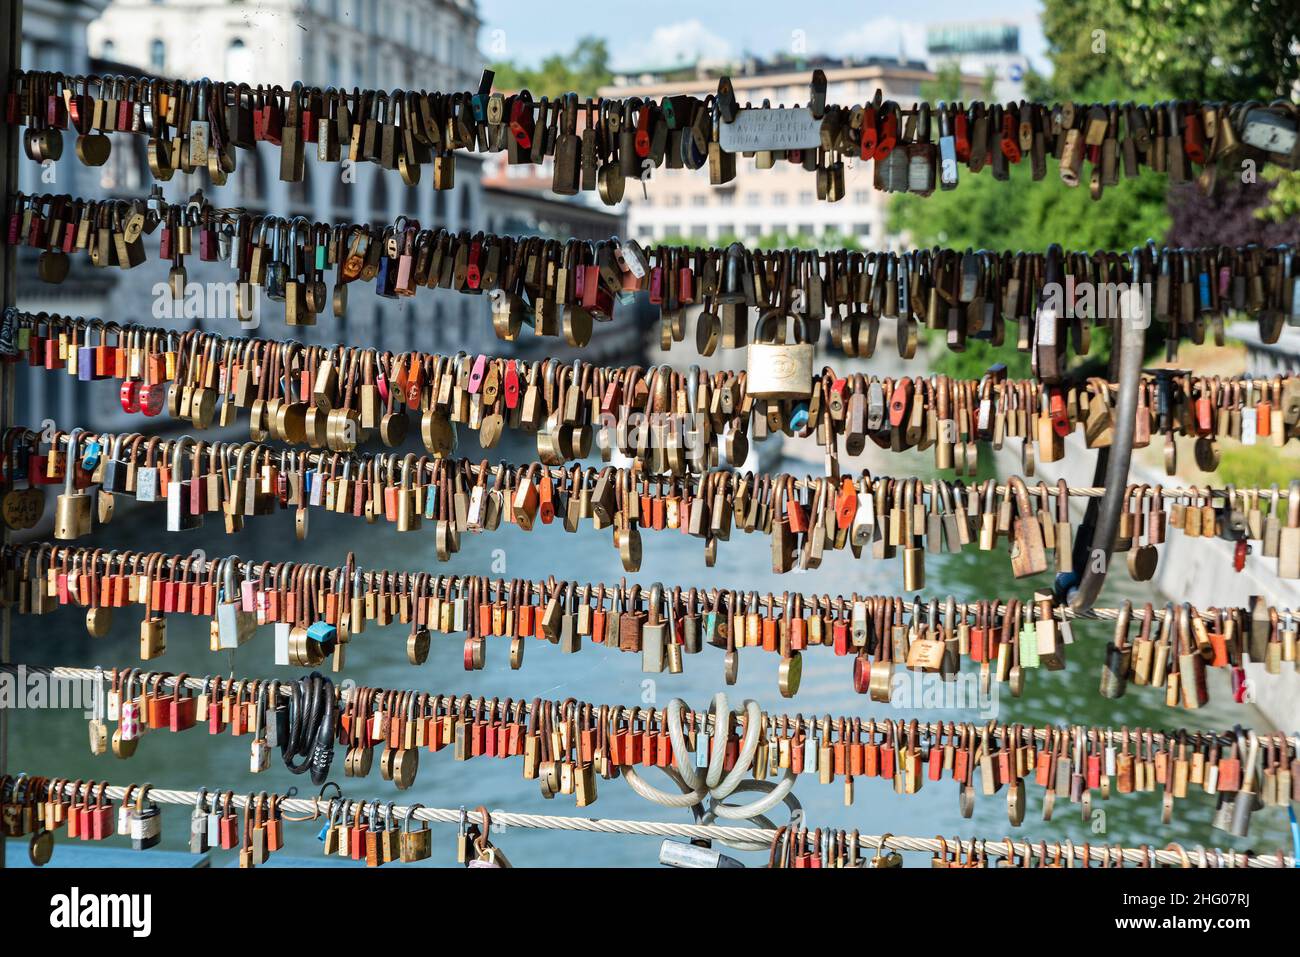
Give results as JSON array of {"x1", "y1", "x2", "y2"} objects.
[
  {"x1": 789, "y1": 401, "x2": 810, "y2": 432},
  {"x1": 307, "y1": 619, "x2": 337, "y2": 650},
  {"x1": 81, "y1": 439, "x2": 102, "y2": 472}
]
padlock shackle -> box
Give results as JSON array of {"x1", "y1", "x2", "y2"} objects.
[{"x1": 63, "y1": 427, "x2": 85, "y2": 493}]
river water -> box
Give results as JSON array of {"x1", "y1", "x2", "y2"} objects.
[{"x1": 7, "y1": 424, "x2": 1289, "y2": 868}]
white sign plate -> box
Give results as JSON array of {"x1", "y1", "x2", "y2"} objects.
[{"x1": 718, "y1": 108, "x2": 821, "y2": 153}]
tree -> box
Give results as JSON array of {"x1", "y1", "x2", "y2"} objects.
[
  {"x1": 888, "y1": 163, "x2": 1169, "y2": 254},
  {"x1": 1168, "y1": 178, "x2": 1300, "y2": 248},
  {"x1": 1041, "y1": 0, "x2": 1300, "y2": 102},
  {"x1": 921, "y1": 62, "x2": 994, "y2": 103},
  {"x1": 890, "y1": 0, "x2": 1300, "y2": 379},
  {"x1": 490, "y1": 36, "x2": 613, "y2": 98}
]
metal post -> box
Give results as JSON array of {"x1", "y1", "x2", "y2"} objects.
[
  {"x1": 0, "y1": 0, "x2": 22, "y2": 871},
  {"x1": 1071, "y1": 263, "x2": 1145, "y2": 612}
]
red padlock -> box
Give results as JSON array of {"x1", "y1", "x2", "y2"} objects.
[
  {"x1": 120, "y1": 379, "x2": 141, "y2": 413},
  {"x1": 138, "y1": 382, "x2": 165, "y2": 416}
]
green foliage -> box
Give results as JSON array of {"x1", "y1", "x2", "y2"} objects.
[
  {"x1": 888, "y1": 160, "x2": 1170, "y2": 253},
  {"x1": 1216, "y1": 444, "x2": 1300, "y2": 490},
  {"x1": 920, "y1": 63, "x2": 997, "y2": 104},
  {"x1": 921, "y1": 330, "x2": 1033, "y2": 381},
  {"x1": 920, "y1": 63, "x2": 962, "y2": 103},
  {"x1": 490, "y1": 36, "x2": 613, "y2": 99},
  {"x1": 1038, "y1": 0, "x2": 1127, "y2": 99},
  {"x1": 1041, "y1": 0, "x2": 1300, "y2": 101},
  {"x1": 1260, "y1": 170, "x2": 1300, "y2": 224}
]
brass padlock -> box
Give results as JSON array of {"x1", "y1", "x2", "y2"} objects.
[
  {"x1": 140, "y1": 612, "x2": 166, "y2": 660},
  {"x1": 400, "y1": 804, "x2": 432, "y2": 862},
  {"x1": 1007, "y1": 476, "x2": 1048, "y2": 577},
  {"x1": 747, "y1": 310, "x2": 813, "y2": 400},
  {"x1": 54, "y1": 429, "x2": 93, "y2": 540},
  {"x1": 869, "y1": 833, "x2": 903, "y2": 868},
  {"x1": 396, "y1": 453, "x2": 422, "y2": 532}
]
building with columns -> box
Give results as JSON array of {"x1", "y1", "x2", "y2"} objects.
[
  {"x1": 13, "y1": 0, "x2": 113, "y2": 432},
  {"x1": 81, "y1": 0, "x2": 489, "y2": 356},
  {"x1": 16, "y1": 0, "x2": 505, "y2": 433},
  {"x1": 88, "y1": 0, "x2": 480, "y2": 97}
]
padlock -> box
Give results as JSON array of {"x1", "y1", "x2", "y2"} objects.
[
  {"x1": 1099, "y1": 602, "x2": 1132, "y2": 699},
  {"x1": 100, "y1": 434, "x2": 131, "y2": 493},
  {"x1": 747, "y1": 310, "x2": 814, "y2": 400},
  {"x1": 395, "y1": 452, "x2": 422, "y2": 531},
  {"x1": 166, "y1": 435, "x2": 203, "y2": 531},
  {"x1": 216, "y1": 558, "x2": 257, "y2": 649},
  {"x1": 1229, "y1": 734, "x2": 1261, "y2": 837},
  {"x1": 642, "y1": 582, "x2": 666, "y2": 672},
  {"x1": 1279, "y1": 479, "x2": 1300, "y2": 579},
  {"x1": 128, "y1": 785, "x2": 162, "y2": 850},
  {"x1": 400, "y1": 803, "x2": 433, "y2": 862},
  {"x1": 54, "y1": 429, "x2": 92, "y2": 540},
  {"x1": 659, "y1": 839, "x2": 744, "y2": 868},
  {"x1": 464, "y1": 807, "x2": 511, "y2": 868},
  {"x1": 190, "y1": 788, "x2": 211, "y2": 854},
  {"x1": 1007, "y1": 476, "x2": 1048, "y2": 577}
]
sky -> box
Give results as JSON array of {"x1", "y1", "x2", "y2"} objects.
[{"x1": 477, "y1": 0, "x2": 1049, "y2": 73}]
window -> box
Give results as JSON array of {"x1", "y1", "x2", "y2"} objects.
[
  {"x1": 856, "y1": 224, "x2": 872, "y2": 236},
  {"x1": 690, "y1": 195, "x2": 707, "y2": 207},
  {"x1": 744, "y1": 192, "x2": 760, "y2": 206},
  {"x1": 853, "y1": 190, "x2": 870, "y2": 205},
  {"x1": 798, "y1": 191, "x2": 814, "y2": 205},
  {"x1": 150, "y1": 39, "x2": 166, "y2": 72},
  {"x1": 665, "y1": 195, "x2": 681, "y2": 207},
  {"x1": 718, "y1": 192, "x2": 734, "y2": 206},
  {"x1": 690, "y1": 225, "x2": 707, "y2": 238},
  {"x1": 772, "y1": 193, "x2": 787, "y2": 206},
  {"x1": 101, "y1": 40, "x2": 115, "y2": 59}
]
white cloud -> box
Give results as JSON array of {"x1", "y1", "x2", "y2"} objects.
[
  {"x1": 612, "y1": 19, "x2": 734, "y2": 71},
  {"x1": 824, "y1": 17, "x2": 929, "y2": 61}
]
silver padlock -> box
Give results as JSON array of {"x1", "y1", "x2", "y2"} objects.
[
  {"x1": 642, "y1": 582, "x2": 666, "y2": 673},
  {"x1": 166, "y1": 435, "x2": 204, "y2": 531},
  {"x1": 216, "y1": 557, "x2": 257, "y2": 649},
  {"x1": 659, "y1": 840, "x2": 744, "y2": 868}
]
